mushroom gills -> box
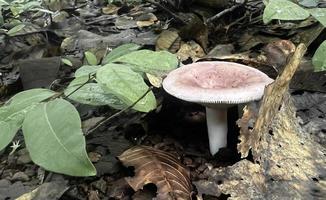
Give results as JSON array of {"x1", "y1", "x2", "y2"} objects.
[{"x1": 206, "y1": 107, "x2": 228, "y2": 155}]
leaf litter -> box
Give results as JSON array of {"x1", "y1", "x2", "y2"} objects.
[{"x1": 0, "y1": 0, "x2": 325, "y2": 199}]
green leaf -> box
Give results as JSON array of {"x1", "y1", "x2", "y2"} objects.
[
  {"x1": 61, "y1": 58, "x2": 73, "y2": 67},
  {"x1": 75, "y1": 65, "x2": 102, "y2": 77},
  {"x1": 7, "y1": 23, "x2": 25, "y2": 36},
  {"x1": 64, "y1": 76, "x2": 126, "y2": 109},
  {"x1": 309, "y1": 8, "x2": 326, "y2": 27},
  {"x1": 298, "y1": 0, "x2": 318, "y2": 7},
  {"x1": 263, "y1": 0, "x2": 310, "y2": 24},
  {"x1": 312, "y1": 41, "x2": 326, "y2": 72},
  {"x1": 4, "y1": 88, "x2": 56, "y2": 109},
  {"x1": 84, "y1": 51, "x2": 98, "y2": 65},
  {"x1": 113, "y1": 50, "x2": 178, "y2": 76},
  {"x1": 22, "y1": 99, "x2": 96, "y2": 177},
  {"x1": 96, "y1": 63, "x2": 156, "y2": 112},
  {"x1": 102, "y1": 43, "x2": 141, "y2": 64},
  {"x1": 0, "y1": 121, "x2": 19, "y2": 151},
  {"x1": 0, "y1": 0, "x2": 9, "y2": 6},
  {"x1": 0, "y1": 89, "x2": 56, "y2": 151}
]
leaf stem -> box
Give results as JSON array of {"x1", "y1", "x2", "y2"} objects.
[
  {"x1": 64, "y1": 74, "x2": 95, "y2": 99},
  {"x1": 41, "y1": 73, "x2": 95, "y2": 103},
  {"x1": 85, "y1": 86, "x2": 154, "y2": 136}
]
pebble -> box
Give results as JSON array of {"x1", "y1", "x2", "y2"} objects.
[{"x1": 11, "y1": 172, "x2": 30, "y2": 182}]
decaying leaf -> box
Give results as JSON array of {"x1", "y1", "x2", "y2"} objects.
[
  {"x1": 16, "y1": 181, "x2": 68, "y2": 200},
  {"x1": 237, "y1": 102, "x2": 259, "y2": 157},
  {"x1": 225, "y1": 44, "x2": 326, "y2": 199},
  {"x1": 118, "y1": 146, "x2": 192, "y2": 200},
  {"x1": 146, "y1": 73, "x2": 163, "y2": 88},
  {"x1": 176, "y1": 41, "x2": 205, "y2": 62},
  {"x1": 156, "y1": 30, "x2": 181, "y2": 53},
  {"x1": 136, "y1": 13, "x2": 158, "y2": 28},
  {"x1": 203, "y1": 160, "x2": 266, "y2": 199}
]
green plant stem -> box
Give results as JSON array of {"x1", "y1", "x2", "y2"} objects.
[
  {"x1": 41, "y1": 74, "x2": 95, "y2": 102},
  {"x1": 64, "y1": 74, "x2": 95, "y2": 99},
  {"x1": 86, "y1": 86, "x2": 154, "y2": 135}
]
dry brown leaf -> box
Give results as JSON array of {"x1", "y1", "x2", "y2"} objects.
[
  {"x1": 156, "y1": 30, "x2": 181, "y2": 53},
  {"x1": 102, "y1": 4, "x2": 120, "y2": 15},
  {"x1": 237, "y1": 102, "x2": 259, "y2": 158},
  {"x1": 203, "y1": 160, "x2": 266, "y2": 199},
  {"x1": 176, "y1": 41, "x2": 206, "y2": 62},
  {"x1": 224, "y1": 43, "x2": 326, "y2": 199},
  {"x1": 136, "y1": 13, "x2": 158, "y2": 28},
  {"x1": 118, "y1": 146, "x2": 192, "y2": 200},
  {"x1": 146, "y1": 73, "x2": 163, "y2": 88}
]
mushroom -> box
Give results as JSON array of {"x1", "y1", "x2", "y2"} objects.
[{"x1": 163, "y1": 61, "x2": 273, "y2": 155}]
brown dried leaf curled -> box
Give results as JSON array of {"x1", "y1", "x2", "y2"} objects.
[
  {"x1": 156, "y1": 30, "x2": 181, "y2": 53},
  {"x1": 118, "y1": 146, "x2": 192, "y2": 200}
]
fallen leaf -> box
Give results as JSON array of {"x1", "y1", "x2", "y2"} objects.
[
  {"x1": 237, "y1": 102, "x2": 259, "y2": 158},
  {"x1": 136, "y1": 13, "x2": 158, "y2": 28},
  {"x1": 156, "y1": 30, "x2": 181, "y2": 53},
  {"x1": 203, "y1": 160, "x2": 266, "y2": 199},
  {"x1": 231, "y1": 44, "x2": 326, "y2": 198},
  {"x1": 176, "y1": 41, "x2": 205, "y2": 62},
  {"x1": 146, "y1": 73, "x2": 162, "y2": 88},
  {"x1": 16, "y1": 181, "x2": 69, "y2": 200},
  {"x1": 102, "y1": 4, "x2": 120, "y2": 15},
  {"x1": 118, "y1": 145, "x2": 192, "y2": 200}
]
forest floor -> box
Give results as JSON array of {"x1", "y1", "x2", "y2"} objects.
[{"x1": 0, "y1": 0, "x2": 325, "y2": 199}]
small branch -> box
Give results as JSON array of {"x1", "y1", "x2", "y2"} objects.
[
  {"x1": 144, "y1": 0, "x2": 186, "y2": 25},
  {"x1": 41, "y1": 73, "x2": 95, "y2": 102},
  {"x1": 64, "y1": 74, "x2": 95, "y2": 99},
  {"x1": 206, "y1": 2, "x2": 245, "y2": 23},
  {"x1": 86, "y1": 86, "x2": 153, "y2": 135}
]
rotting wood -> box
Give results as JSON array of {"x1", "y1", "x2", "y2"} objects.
[{"x1": 214, "y1": 43, "x2": 326, "y2": 199}]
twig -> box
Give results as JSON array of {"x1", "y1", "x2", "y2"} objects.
[
  {"x1": 64, "y1": 74, "x2": 95, "y2": 99},
  {"x1": 207, "y1": 2, "x2": 244, "y2": 23},
  {"x1": 144, "y1": 0, "x2": 186, "y2": 25},
  {"x1": 86, "y1": 86, "x2": 153, "y2": 135},
  {"x1": 41, "y1": 73, "x2": 95, "y2": 102}
]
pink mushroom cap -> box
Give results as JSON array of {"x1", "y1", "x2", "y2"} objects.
[{"x1": 163, "y1": 61, "x2": 274, "y2": 106}]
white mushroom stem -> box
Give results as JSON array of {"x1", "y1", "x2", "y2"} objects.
[{"x1": 206, "y1": 107, "x2": 228, "y2": 155}]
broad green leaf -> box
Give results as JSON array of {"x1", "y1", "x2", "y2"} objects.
[
  {"x1": 7, "y1": 24, "x2": 25, "y2": 36},
  {"x1": 312, "y1": 41, "x2": 326, "y2": 72},
  {"x1": 0, "y1": 89, "x2": 56, "y2": 150},
  {"x1": 84, "y1": 51, "x2": 98, "y2": 65},
  {"x1": 75, "y1": 65, "x2": 102, "y2": 77},
  {"x1": 102, "y1": 43, "x2": 141, "y2": 64},
  {"x1": 309, "y1": 8, "x2": 326, "y2": 27},
  {"x1": 263, "y1": 0, "x2": 310, "y2": 24},
  {"x1": 113, "y1": 50, "x2": 178, "y2": 76},
  {"x1": 4, "y1": 88, "x2": 56, "y2": 109},
  {"x1": 64, "y1": 76, "x2": 126, "y2": 109},
  {"x1": 298, "y1": 0, "x2": 318, "y2": 7},
  {"x1": 22, "y1": 99, "x2": 96, "y2": 176},
  {"x1": 0, "y1": 121, "x2": 18, "y2": 151},
  {"x1": 96, "y1": 63, "x2": 156, "y2": 112},
  {"x1": 0, "y1": 0, "x2": 9, "y2": 6},
  {"x1": 61, "y1": 58, "x2": 73, "y2": 67}
]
